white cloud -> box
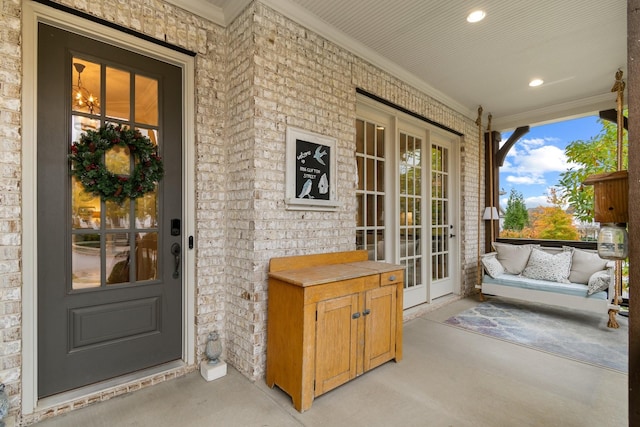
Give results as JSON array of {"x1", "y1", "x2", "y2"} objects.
[
  {"x1": 499, "y1": 136, "x2": 577, "y2": 185},
  {"x1": 525, "y1": 195, "x2": 551, "y2": 208},
  {"x1": 519, "y1": 145, "x2": 573, "y2": 172},
  {"x1": 505, "y1": 175, "x2": 545, "y2": 185}
]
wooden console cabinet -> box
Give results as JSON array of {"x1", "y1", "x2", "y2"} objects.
[{"x1": 266, "y1": 250, "x2": 403, "y2": 412}]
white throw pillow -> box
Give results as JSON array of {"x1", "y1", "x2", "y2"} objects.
[
  {"x1": 587, "y1": 270, "x2": 611, "y2": 295},
  {"x1": 492, "y1": 242, "x2": 535, "y2": 275},
  {"x1": 522, "y1": 248, "x2": 572, "y2": 283},
  {"x1": 563, "y1": 247, "x2": 609, "y2": 284},
  {"x1": 481, "y1": 253, "x2": 505, "y2": 278}
]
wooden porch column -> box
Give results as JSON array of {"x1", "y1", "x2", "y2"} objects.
[{"x1": 484, "y1": 130, "x2": 500, "y2": 253}]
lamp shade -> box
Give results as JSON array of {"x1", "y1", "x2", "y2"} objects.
[{"x1": 482, "y1": 207, "x2": 499, "y2": 220}]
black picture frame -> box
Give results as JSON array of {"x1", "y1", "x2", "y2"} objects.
[{"x1": 286, "y1": 127, "x2": 339, "y2": 210}]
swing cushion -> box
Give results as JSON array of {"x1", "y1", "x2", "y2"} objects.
[{"x1": 482, "y1": 273, "x2": 608, "y2": 300}]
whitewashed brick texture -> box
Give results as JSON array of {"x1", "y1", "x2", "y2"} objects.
[
  {"x1": 7, "y1": 1, "x2": 485, "y2": 424},
  {"x1": 0, "y1": 0, "x2": 23, "y2": 425}
]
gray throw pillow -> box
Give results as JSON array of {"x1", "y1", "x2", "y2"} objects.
[
  {"x1": 563, "y1": 247, "x2": 608, "y2": 284},
  {"x1": 492, "y1": 242, "x2": 535, "y2": 275},
  {"x1": 587, "y1": 270, "x2": 611, "y2": 295},
  {"x1": 481, "y1": 253, "x2": 505, "y2": 278}
]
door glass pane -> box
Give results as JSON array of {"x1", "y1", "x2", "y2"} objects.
[
  {"x1": 376, "y1": 126, "x2": 385, "y2": 157},
  {"x1": 135, "y1": 75, "x2": 158, "y2": 126},
  {"x1": 106, "y1": 200, "x2": 130, "y2": 229},
  {"x1": 72, "y1": 115, "x2": 100, "y2": 142},
  {"x1": 356, "y1": 194, "x2": 364, "y2": 227},
  {"x1": 366, "y1": 122, "x2": 375, "y2": 156},
  {"x1": 72, "y1": 233, "x2": 101, "y2": 289},
  {"x1": 72, "y1": 176, "x2": 100, "y2": 230},
  {"x1": 106, "y1": 233, "x2": 131, "y2": 285},
  {"x1": 136, "y1": 232, "x2": 158, "y2": 281},
  {"x1": 71, "y1": 58, "x2": 100, "y2": 115},
  {"x1": 366, "y1": 194, "x2": 375, "y2": 226},
  {"x1": 356, "y1": 230, "x2": 364, "y2": 249},
  {"x1": 137, "y1": 128, "x2": 158, "y2": 145},
  {"x1": 376, "y1": 160, "x2": 385, "y2": 192},
  {"x1": 136, "y1": 191, "x2": 159, "y2": 228},
  {"x1": 366, "y1": 158, "x2": 374, "y2": 190},
  {"x1": 356, "y1": 119, "x2": 364, "y2": 153},
  {"x1": 106, "y1": 67, "x2": 130, "y2": 121}
]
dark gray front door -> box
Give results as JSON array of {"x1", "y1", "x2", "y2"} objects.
[{"x1": 37, "y1": 23, "x2": 183, "y2": 397}]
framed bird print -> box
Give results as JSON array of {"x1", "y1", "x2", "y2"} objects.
[{"x1": 285, "y1": 126, "x2": 340, "y2": 210}]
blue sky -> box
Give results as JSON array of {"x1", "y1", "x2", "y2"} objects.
[{"x1": 498, "y1": 115, "x2": 604, "y2": 209}]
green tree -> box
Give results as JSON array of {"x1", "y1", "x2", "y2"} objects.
[
  {"x1": 502, "y1": 189, "x2": 528, "y2": 231},
  {"x1": 558, "y1": 118, "x2": 628, "y2": 222}
]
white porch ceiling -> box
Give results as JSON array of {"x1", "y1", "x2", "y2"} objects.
[{"x1": 172, "y1": 0, "x2": 627, "y2": 131}]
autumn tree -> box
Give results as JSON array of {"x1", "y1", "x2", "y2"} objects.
[
  {"x1": 502, "y1": 189, "x2": 528, "y2": 231},
  {"x1": 528, "y1": 188, "x2": 579, "y2": 240},
  {"x1": 558, "y1": 118, "x2": 627, "y2": 222}
]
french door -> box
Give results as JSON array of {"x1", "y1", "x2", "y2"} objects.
[
  {"x1": 37, "y1": 23, "x2": 183, "y2": 397},
  {"x1": 428, "y1": 136, "x2": 457, "y2": 300},
  {"x1": 356, "y1": 100, "x2": 459, "y2": 309}
]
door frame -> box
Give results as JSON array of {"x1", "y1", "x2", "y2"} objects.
[{"x1": 22, "y1": 1, "x2": 196, "y2": 413}]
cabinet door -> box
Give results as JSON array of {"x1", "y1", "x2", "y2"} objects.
[
  {"x1": 364, "y1": 285, "x2": 397, "y2": 371},
  {"x1": 315, "y1": 293, "x2": 359, "y2": 396}
]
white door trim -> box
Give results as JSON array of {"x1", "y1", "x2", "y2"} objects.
[{"x1": 22, "y1": 1, "x2": 196, "y2": 413}]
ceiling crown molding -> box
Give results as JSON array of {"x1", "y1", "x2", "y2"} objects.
[
  {"x1": 166, "y1": 0, "x2": 252, "y2": 26},
  {"x1": 166, "y1": 0, "x2": 224, "y2": 25},
  {"x1": 493, "y1": 92, "x2": 626, "y2": 132}
]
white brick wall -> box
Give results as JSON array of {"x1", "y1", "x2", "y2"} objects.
[
  {"x1": 0, "y1": 0, "x2": 24, "y2": 423},
  {"x1": 2, "y1": 0, "x2": 486, "y2": 424}
]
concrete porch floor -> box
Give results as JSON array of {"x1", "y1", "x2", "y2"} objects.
[{"x1": 33, "y1": 298, "x2": 628, "y2": 427}]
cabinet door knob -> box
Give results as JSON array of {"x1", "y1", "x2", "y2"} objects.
[
  {"x1": 352, "y1": 312, "x2": 361, "y2": 319},
  {"x1": 362, "y1": 309, "x2": 371, "y2": 316},
  {"x1": 388, "y1": 275, "x2": 396, "y2": 281}
]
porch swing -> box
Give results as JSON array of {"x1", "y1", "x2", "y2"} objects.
[{"x1": 475, "y1": 70, "x2": 628, "y2": 328}]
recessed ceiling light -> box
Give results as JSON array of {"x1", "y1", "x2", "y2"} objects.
[
  {"x1": 467, "y1": 10, "x2": 486, "y2": 23},
  {"x1": 529, "y1": 78, "x2": 544, "y2": 87}
]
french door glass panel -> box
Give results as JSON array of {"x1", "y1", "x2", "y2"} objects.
[
  {"x1": 399, "y1": 129, "x2": 424, "y2": 299},
  {"x1": 430, "y1": 138, "x2": 456, "y2": 299},
  {"x1": 356, "y1": 119, "x2": 386, "y2": 261}
]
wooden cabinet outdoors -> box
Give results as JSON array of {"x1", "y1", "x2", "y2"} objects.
[{"x1": 266, "y1": 250, "x2": 403, "y2": 412}]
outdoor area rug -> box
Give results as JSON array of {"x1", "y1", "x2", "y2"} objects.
[{"x1": 444, "y1": 298, "x2": 628, "y2": 372}]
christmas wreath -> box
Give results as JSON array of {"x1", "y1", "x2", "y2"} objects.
[{"x1": 70, "y1": 124, "x2": 164, "y2": 203}]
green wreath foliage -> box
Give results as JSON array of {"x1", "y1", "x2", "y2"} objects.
[{"x1": 70, "y1": 124, "x2": 164, "y2": 203}]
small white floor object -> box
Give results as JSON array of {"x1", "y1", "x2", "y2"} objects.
[{"x1": 200, "y1": 360, "x2": 227, "y2": 381}]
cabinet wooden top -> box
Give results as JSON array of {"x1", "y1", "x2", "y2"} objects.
[{"x1": 268, "y1": 260, "x2": 403, "y2": 287}]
